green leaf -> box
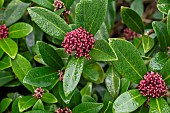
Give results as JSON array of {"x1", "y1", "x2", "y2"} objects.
[
  {"x1": 0, "y1": 98, "x2": 12, "y2": 113},
  {"x1": 89, "y1": 40, "x2": 118, "y2": 61},
  {"x1": 0, "y1": 0, "x2": 4, "y2": 8},
  {"x1": 62, "y1": 0, "x2": 75, "y2": 9},
  {"x1": 72, "y1": 102, "x2": 103, "y2": 113},
  {"x1": 18, "y1": 96, "x2": 37, "y2": 112},
  {"x1": 0, "y1": 71, "x2": 14, "y2": 86},
  {"x1": 120, "y1": 78, "x2": 130, "y2": 94},
  {"x1": 157, "y1": 0, "x2": 170, "y2": 14},
  {"x1": 104, "y1": 101, "x2": 113, "y2": 113},
  {"x1": 63, "y1": 57, "x2": 84, "y2": 96},
  {"x1": 83, "y1": 62, "x2": 105, "y2": 84},
  {"x1": 80, "y1": 82, "x2": 92, "y2": 96},
  {"x1": 167, "y1": 10, "x2": 170, "y2": 36},
  {"x1": 25, "y1": 110, "x2": 53, "y2": 113},
  {"x1": 0, "y1": 38, "x2": 18, "y2": 59},
  {"x1": 56, "y1": 48, "x2": 69, "y2": 65},
  {"x1": 12, "y1": 97, "x2": 21, "y2": 113},
  {"x1": 4, "y1": 0, "x2": 30, "y2": 26},
  {"x1": 0, "y1": 48, "x2": 4, "y2": 58},
  {"x1": 12, "y1": 54, "x2": 34, "y2": 93},
  {"x1": 28, "y1": 7, "x2": 71, "y2": 40},
  {"x1": 104, "y1": 1, "x2": 116, "y2": 32},
  {"x1": 149, "y1": 97, "x2": 170, "y2": 113},
  {"x1": 34, "y1": 54, "x2": 46, "y2": 65},
  {"x1": 37, "y1": 42, "x2": 64, "y2": 69},
  {"x1": 109, "y1": 38, "x2": 147, "y2": 84},
  {"x1": 23, "y1": 67, "x2": 58, "y2": 87},
  {"x1": 75, "y1": 0, "x2": 108, "y2": 35},
  {"x1": 41, "y1": 93, "x2": 58, "y2": 104},
  {"x1": 142, "y1": 35, "x2": 154, "y2": 53},
  {"x1": 121, "y1": 6, "x2": 144, "y2": 34},
  {"x1": 152, "y1": 21, "x2": 170, "y2": 51},
  {"x1": 160, "y1": 59, "x2": 170, "y2": 86},
  {"x1": 0, "y1": 55, "x2": 12, "y2": 70},
  {"x1": 148, "y1": 52, "x2": 169, "y2": 72},
  {"x1": 8, "y1": 22, "x2": 33, "y2": 38},
  {"x1": 113, "y1": 89, "x2": 147, "y2": 112},
  {"x1": 58, "y1": 82, "x2": 75, "y2": 104},
  {"x1": 82, "y1": 95, "x2": 96, "y2": 103},
  {"x1": 94, "y1": 22, "x2": 109, "y2": 40},
  {"x1": 31, "y1": 0, "x2": 54, "y2": 10},
  {"x1": 105, "y1": 65, "x2": 120, "y2": 99},
  {"x1": 130, "y1": 0, "x2": 144, "y2": 17},
  {"x1": 32, "y1": 99, "x2": 44, "y2": 110}
]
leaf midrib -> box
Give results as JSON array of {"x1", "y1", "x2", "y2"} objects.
[{"x1": 156, "y1": 98, "x2": 161, "y2": 113}]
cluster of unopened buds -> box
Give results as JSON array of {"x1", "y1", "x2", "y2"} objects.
[
  {"x1": 55, "y1": 107, "x2": 72, "y2": 113},
  {"x1": 123, "y1": 28, "x2": 140, "y2": 40},
  {"x1": 138, "y1": 72, "x2": 168, "y2": 99},
  {"x1": 53, "y1": 0, "x2": 70, "y2": 15},
  {"x1": 33, "y1": 87, "x2": 44, "y2": 99},
  {"x1": 62, "y1": 27, "x2": 95, "y2": 59},
  {"x1": 58, "y1": 70, "x2": 65, "y2": 81},
  {"x1": 0, "y1": 24, "x2": 8, "y2": 39}
]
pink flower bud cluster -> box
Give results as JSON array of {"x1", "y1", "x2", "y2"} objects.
[
  {"x1": 138, "y1": 72, "x2": 168, "y2": 98},
  {"x1": 58, "y1": 70, "x2": 65, "y2": 81},
  {"x1": 55, "y1": 107, "x2": 72, "y2": 113},
  {"x1": 53, "y1": 0, "x2": 70, "y2": 15},
  {"x1": 33, "y1": 87, "x2": 44, "y2": 99},
  {"x1": 61, "y1": 27, "x2": 95, "y2": 59},
  {"x1": 123, "y1": 28, "x2": 140, "y2": 40},
  {"x1": 168, "y1": 47, "x2": 170, "y2": 54},
  {"x1": 0, "y1": 24, "x2": 8, "y2": 39}
]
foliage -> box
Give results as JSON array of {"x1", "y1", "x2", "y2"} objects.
[{"x1": 0, "y1": 0, "x2": 170, "y2": 113}]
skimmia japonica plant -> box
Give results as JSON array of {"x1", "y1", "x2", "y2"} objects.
[{"x1": 0, "y1": 0, "x2": 170, "y2": 113}]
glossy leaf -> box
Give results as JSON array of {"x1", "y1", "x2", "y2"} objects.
[
  {"x1": 89, "y1": 40, "x2": 118, "y2": 61},
  {"x1": 31, "y1": 0, "x2": 54, "y2": 10},
  {"x1": 121, "y1": 6, "x2": 144, "y2": 34},
  {"x1": 148, "y1": 52, "x2": 169, "y2": 72},
  {"x1": 25, "y1": 110, "x2": 53, "y2": 113},
  {"x1": 23, "y1": 67, "x2": 58, "y2": 87},
  {"x1": 167, "y1": 10, "x2": 170, "y2": 36},
  {"x1": 120, "y1": 78, "x2": 130, "y2": 94},
  {"x1": 105, "y1": 65, "x2": 120, "y2": 99},
  {"x1": 0, "y1": 38, "x2": 18, "y2": 59},
  {"x1": 28, "y1": 7, "x2": 71, "y2": 40},
  {"x1": 113, "y1": 89, "x2": 147, "y2": 112},
  {"x1": 18, "y1": 96, "x2": 37, "y2": 112},
  {"x1": 160, "y1": 59, "x2": 170, "y2": 86},
  {"x1": 56, "y1": 48, "x2": 69, "y2": 65},
  {"x1": 152, "y1": 21, "x2": 170, "y2": 51},
  {"x1": 94, "y1": 22, "x2": 109, "y2": 40},
  {"x1": 0, "y1": 71, "x2": 14, "y2": 86},
  {"x1": 12, "y1": 97, "x2": 21, "y2": 113},
  {"x1": 4, "y1": 0, "x2": 30, "y2": 26},
  {"x1": 104, "y1": 1, "x2": 116, "y2": 32},
  {"x1": 104, "y1": 101, "x2": 113, "y2": 113},
  {"x1": 157, "y1": 0, "x2": 170, "y2": 14},
  {"x1": 72, "y1": 102, "x2": 103, "y2": 113},
  {"x1": 149, "y1": 97, "x2": 170, "y2": 113},
  {"x1": 0, "y1": 0, "x2": 4, "y2": 8},
  {"x1": 63, "y1": 57, "x2": 84, "y2": 96},
  {"x1": 80, "y1": 82, "x2": 92, "y2": 96},
  {"x1": 58, "y1": 82, "x2": 75, "y2": 104},
  {"x1": 82, "y1": 95, "x2": 96, "y2": 103},
  {"x1": 37, "y1": 41, "x2": 64, "y2": 69},
  {"x1": 0, "y1": 98, "x2": 12, "y2": 113},
  {"x1": 32, "y1": 99, "x2": 44, "y2": 110},
  {"x1": 12, "y1": 54, "x2": 34, "y2": 92},
  {"x1": 8, "y1": 22, "x2": 33, "y2": 38},
  {"x1": 142, "y1": 35, "x2": 154, "y2": 53},
  {"x1": 41, "y1": 93, "x2": 58, "y2": 104},
  {"x1": 0, "y1": 55, "x2": 12, "y2": 70},
  {"x1": 130, "y1": 0, "x2": 144, "y2": 17},
  {"x1": 75, "y1": 0, "x2": 108, "y2": 35},
  {"x1": 62, "y1": 0, "x2": 74, "y2": 9},
  {"x1": 109, "y1": 38, "x2": 147, "y2": 84}
]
